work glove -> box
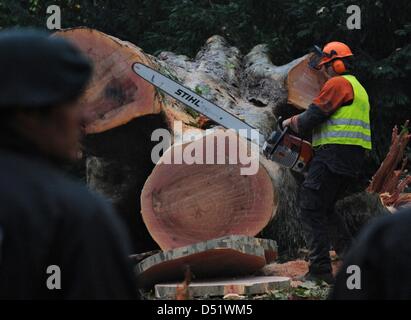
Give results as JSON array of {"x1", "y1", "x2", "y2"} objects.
[{"x1": 282, "y1": 117, "x2": 292, "y2": 128}]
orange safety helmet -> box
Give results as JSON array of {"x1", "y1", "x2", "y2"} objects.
[
  {"x1": 317, "y1": 41, "x2": 353, "y2": 67},
  {"x1": 309, "y1": 41, "x2": 353, "y2": 74}
]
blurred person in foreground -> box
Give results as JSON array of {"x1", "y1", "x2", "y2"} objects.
[
  {"x1": 0, "y1": 28, "x2": 137, "y2": 299},
  {"x1": 331, "y1": 207, "x2": 411, "y2": 299}
]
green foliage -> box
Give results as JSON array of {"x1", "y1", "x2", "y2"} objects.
[
  {"x1": 292, "y1": 281, "x2": 330, "y2": 300},
  {"x1": 263, "y1": 281, "x2": 331, "y2": 300},
  {"x1": 194, "y1": 84, "x2": 210, "y2": 96},
  {"x1": 0, "y1": 0, "x2": 410, "y2": 170}
]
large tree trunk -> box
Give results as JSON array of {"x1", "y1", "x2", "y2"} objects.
[{"x1": 55, "y1": 28, "x2": 388, "y2": 257}]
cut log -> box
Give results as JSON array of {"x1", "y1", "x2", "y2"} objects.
[
  {"x1": 135, "y1": 235, "x2": 278, "y2": 288},
  {"x1": 54, "y1": 28, "x2": 162, "y2": 134},
  {"x1": 54, "y1": 28, "x2": 179, "y2": 252},
  {"x1": 287, "y1": 54, "x2": 328, "y2": 109},
  {"x1": 141, "y1": 130, "x2": 275, "y2": 250}
]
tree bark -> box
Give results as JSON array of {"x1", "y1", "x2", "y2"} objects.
[{"x1": 367, "y1": 121, "x2": 411, "y2": 210}]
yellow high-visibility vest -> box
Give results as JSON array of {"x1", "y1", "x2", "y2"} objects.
[{"x1": 312, "y1": 75, "x2": 372, "y2": 150}]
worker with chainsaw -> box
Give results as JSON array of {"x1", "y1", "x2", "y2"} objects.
[{"x1": 282, "y1": 42, "x2": 372, "y2": 284}]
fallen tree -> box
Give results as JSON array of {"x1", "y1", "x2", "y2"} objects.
[
  {"x1": 55, "y1": 28, "x2": 168, "y2": 251},
  {"x1": 55, "y1": 28, "x2": 388, "y2": 257}
]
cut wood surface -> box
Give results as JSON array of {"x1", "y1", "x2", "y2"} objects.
[
  {"x1": 135, "y1": 235, "x2": 275, "y2": 288},
  {"x1": 141, "y1": 130, "x2": 276, "y2": 250},
  {"x1": 55, "y1": 28, "x2": 162, "y2": 134},
  {"x1": 287, "y1": 54, "x2": 328, "y2": 109}
]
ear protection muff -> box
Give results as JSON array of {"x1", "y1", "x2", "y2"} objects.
[
  {"x1": 309, "y1": 46, "x2": 349, "y2": 73},
  {"x1": 331, "y1": 59, "x2": 346, "y2": 74},
  {"x1": 309, "y1": 46, "x2": 341, "y2": 70}
]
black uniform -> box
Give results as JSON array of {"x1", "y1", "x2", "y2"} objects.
[
  {"x1": 0, "y1": 143, "x2": 138, "y2": 299},
  {"x1": 299, "y1": 144, "x2": 364, "y2": 274},
  {"x1": 331, "y1": 208, "x2": 411, "y2": 299},
  {"x1": 294, "y1": 79, "x2": 367, "y2": 275}
]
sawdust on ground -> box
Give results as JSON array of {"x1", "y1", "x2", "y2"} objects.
[{"x1": 262, "y1": 252, "x2": 343, "y2": 287}]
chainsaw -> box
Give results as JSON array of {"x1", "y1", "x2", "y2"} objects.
[
  {"x1": 132, "y1": 63, "x2": 313, "y2": 172},
  {"x1": 262, "y1": 117, "x2": 313, "y2": 172}
]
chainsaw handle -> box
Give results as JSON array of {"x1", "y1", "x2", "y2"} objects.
[
  {"x1": 278, "y1": 116, "x2": 284, "y2": 131},
  {"x1": 265, "y1": 122, "x2": 289, "y2": 158},
  {"x1": 277, "y1": 116, "x2": 289, "y2": 132}
]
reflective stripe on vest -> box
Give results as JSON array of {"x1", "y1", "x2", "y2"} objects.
[
  {"x1": 314, "y1": 131, "x2": 371, "y2": 142},
  {"x1": 312, "y1": 75, "x2": 372, "y2": 150}
]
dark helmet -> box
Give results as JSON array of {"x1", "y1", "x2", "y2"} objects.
[{"x1": 0, "y1": 28, "x2": 92, "y2": 110}]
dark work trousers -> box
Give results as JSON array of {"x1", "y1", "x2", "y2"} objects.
[{"x1": 299, "y1": 159, "x2": 353, "y2": 274}]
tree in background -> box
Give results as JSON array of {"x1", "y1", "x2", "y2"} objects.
[{"x1": 0, "y1": 0, "x2": 410, "y2": 180}]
